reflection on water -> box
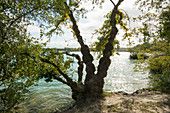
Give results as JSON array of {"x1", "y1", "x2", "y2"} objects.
[
  {"x1": 14, "y1": 52, "x2": 149, "y2": 113},
  {"x1": 14, "y1": 81, "x2": 74, "y2": 113},
  {"x1": 104, "y1": 52, "x2": 149, "y2": 93}
]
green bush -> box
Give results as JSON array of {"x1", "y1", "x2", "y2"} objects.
[
  {"x1": 149, "y1": 70, "x2": 170, "y2": 93},
  {"x1": 148, "y1": 56, "x2": 170, "y2": 74},
  {"x1": 148, "y1": 56, "x2": 170, "y2": 93},
  {"x1": 0, "y1": 81, "x2": 29, "y2": 112},
  {"x1": 129, "y1": 52, "x2": 149, "y2": 60}
]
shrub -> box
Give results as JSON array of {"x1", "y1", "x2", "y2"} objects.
[{"x1": 148, "y1": 55, "x2": 170, "y2": 93}]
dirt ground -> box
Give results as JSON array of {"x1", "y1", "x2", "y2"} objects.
[{"x1": 59, "y1": 90, "x2": 170, "y2": 113}]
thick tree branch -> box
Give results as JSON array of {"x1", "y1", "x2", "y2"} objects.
[
  {"x1": 40, "y1": 57, "x2": 85, "y2": 94},
  {"x1": 64, "y1": 52, "x2": 83, "y2": 83},
  {"x1": 64, "y1": 52, "x2": 82, "y2": 62},
  {"x1": 64, "y1": 2, "x2": 96, "y2": 83},
  {"x1": 40, "y1": 57, "x2": 76, "y2": 87},
  {"x1": 23, "y1": 53, "x2": 84, "y2": 93},
  {"x1": 110, "y1": 0, "x2": 116, "y2": 6},
  {"x1": 97, "y1": 0, "x2": 124, "y2": 78},
  {"x1": 116, "y1": 0, "x2": 124, "y2": 8},
  {"x1": 65, "y1": 4, "x2": 84, "y2": 47}
]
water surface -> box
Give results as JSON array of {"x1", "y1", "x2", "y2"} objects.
[{"x1": 15, "y1": 52, "x2": 149, "y2": 112}]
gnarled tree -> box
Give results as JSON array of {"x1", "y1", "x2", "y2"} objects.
[
  {"x1": 0, "y1": 0, "x2": 126, "y2": 108},
  {"x1": 39, "y1": 0, "x2": 125, "y2": 101}
]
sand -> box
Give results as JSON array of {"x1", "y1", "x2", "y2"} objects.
[{"x1": 59, "y1": 90, "x2": 170, "y2": 113}]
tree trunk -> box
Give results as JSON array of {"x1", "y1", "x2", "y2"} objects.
[
  {"x1": 65, "y1": 0, "x2": 124, "y2": 101},
  {"x1": 71, "y1": 78, "x2": 104, "y2": 101},
  {"x1": 84, "y1": 77, "x2": 104, "y2": 98}
]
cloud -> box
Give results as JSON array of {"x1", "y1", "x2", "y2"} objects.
[
  {"x1": 28, "y1": 0, "x2": 141, "y2": 48},
  {"x1": 46, "y1": 39, "x2": 80, "y2": 48},
  {"x1": 77, "y1": 1, "x2": 113, "y2": 45},
  {"x1": 27, "y1": 24, "x2": 41, "y2": 38},
  {"x1": 46, "y1": 41, "x2": 66, "y2": 48},
  {"x1": 77, "y1": 0, "x2": 141, "y2": 47},
  {"x1": 27, "y1": 25, "x2": 40, "y2": 33}
]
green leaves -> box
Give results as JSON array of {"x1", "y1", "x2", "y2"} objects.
[
  {"x1": 91, "y1": 9, "x2": 129, "y2": 58},
  {"x1": 148, "y1": 56, "x2": 170, "y2": 93},
  {"x1": 0, "y1": 0, "x2": 47, "y2": 110},
  {"x1": 133, "y1": 0, "x2": 170, "y2": 93},
  {"x1": 0, "y1": 81, "x2": 30, "y2": 111}
]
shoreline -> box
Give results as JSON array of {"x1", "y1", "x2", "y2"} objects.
[{"x1": 58, "y1": 89, "x2": 170, "y2": 113}]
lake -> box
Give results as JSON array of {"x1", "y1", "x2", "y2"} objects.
[{"x1": 14, "y1": 52, "x2": 149, "y2": 113}]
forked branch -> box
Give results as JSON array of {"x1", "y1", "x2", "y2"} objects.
[
  {"x1": 110, "y1": 0, "x2": 116, "y2": 6},
  {"x1": 64, "y1": 52, "x2": 84, "y2": 83},
  {"x1": 97, "y1": 0, "x2": 124, "y2": 78},
  {"x1": 64, "y1": 2, "x2": 96, "y2": 83}
]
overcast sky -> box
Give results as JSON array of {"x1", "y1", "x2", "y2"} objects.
[{"x1": 27, "y1": 0, "x2": 140, "y2": 48}]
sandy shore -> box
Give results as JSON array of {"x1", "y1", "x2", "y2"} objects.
[{"x1": 59, "y1": 90, "x2": 170, "y2": 113}]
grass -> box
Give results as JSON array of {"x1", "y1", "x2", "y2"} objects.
[{"x1": 102, "y1": 91, "x2": 113, "y2": 97}]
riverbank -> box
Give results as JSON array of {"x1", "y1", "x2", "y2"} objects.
[{"x1": 59, "y1": 89, "x2": 170, "y2": 113}]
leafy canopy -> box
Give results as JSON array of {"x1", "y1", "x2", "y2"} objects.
[
  {"x1": 0, "y1": 0, "x2": 106, "y2": 110},
  {"x1": 133, "y1": 0, "x2": 170, "y2": 93}
]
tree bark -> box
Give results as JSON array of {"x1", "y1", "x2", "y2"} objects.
[
  {"x1": 83, "y1": 0, "x2": 124, "y2": 99},
  {"x1": 63, "y1": 0, "x2": 124, "y2": 100}
]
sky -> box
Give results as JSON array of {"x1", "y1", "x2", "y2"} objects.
[{"x1": 27, "y1": 0, "x2": 141, "y2": 48}]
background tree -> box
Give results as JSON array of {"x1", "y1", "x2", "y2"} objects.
[
  {"x1": 133, "y1": 0, "x2": 170, "y2": 93},
  {"x1": 0, "y1": 0, "x2": 61, "y2": 111},
  {"x1": 0, "y1": 0, "x2": 43, "y2": 111}
]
